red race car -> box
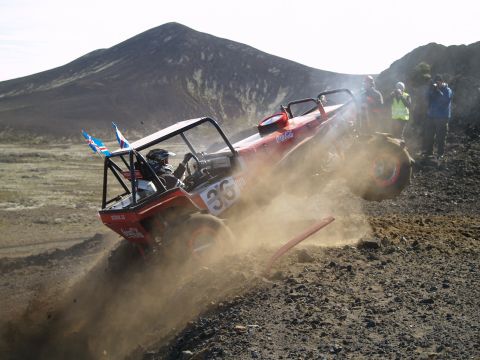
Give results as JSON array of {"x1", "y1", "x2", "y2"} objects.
[{"x1": 98, "y1": 89, "x2": 412, "y2": 265}]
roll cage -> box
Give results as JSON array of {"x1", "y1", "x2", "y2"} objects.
[
  {"x1": 101, "y1": 117, "x2": 237, "y2": 209},
  {"x1": 281, "y1": 88, "x2": 358, "y2": 119}
]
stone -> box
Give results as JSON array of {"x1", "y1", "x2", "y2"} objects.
[
  {"x1": 357, "y1": 238, "x2": 381, "y2": 250},
  {"x1": 297, "y1": 249, "x2": 315, "y2": 263}
]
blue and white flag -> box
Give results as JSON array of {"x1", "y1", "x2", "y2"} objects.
[
  {"x1": 82, "y1": 130, "x2": 111, "y2": 156},
  {"x1": 112, "y1": 122, "x2": 131, "y2": 149}
]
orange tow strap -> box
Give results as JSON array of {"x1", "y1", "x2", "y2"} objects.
[{"x1": 265, "y1": 216, "x2": 335, "y2": 274}]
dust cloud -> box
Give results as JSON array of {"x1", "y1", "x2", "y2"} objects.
[
  {"x1": 231, "y1": 180, "x2": 371, "y2": 252},
  {"x1": 2, "y1": 238, "x2": 265, "y2": 360},
  {"x1": 1, "y1": 136, "x2": 397, "y2": 360}
]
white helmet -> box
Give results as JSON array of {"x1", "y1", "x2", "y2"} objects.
[{"x1": 395, "y1": 82, "x2": 405, "y2": 91}]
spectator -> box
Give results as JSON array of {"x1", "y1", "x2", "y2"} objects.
[
  {"x1": 424, "y1": 74, "x2": 453, "y2": 162},
  {"x1": 386, "y1": 82, "x2": 411, "y2": 139},
  {"x1": 360, "y1": 75, "x2": 384, "y2": 132}
]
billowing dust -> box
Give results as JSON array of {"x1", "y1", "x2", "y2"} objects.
[
  {"x1": 2, "y1": 140, "x2": 379, "y2": 360},
  {"x1": 232, "y1": 179, "x2": 370, "y2": 251}
]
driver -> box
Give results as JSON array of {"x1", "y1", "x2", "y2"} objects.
[{"x1": 145, "y1": 149, "x2": 191, "y2": 189}]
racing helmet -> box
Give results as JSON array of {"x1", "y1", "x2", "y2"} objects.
[
  {"x1": 395, "y1": 82, "x2": 405, "y2": 91},
  {"x1": 146, "y1": 148, "x2": 176, "y2": 165}
]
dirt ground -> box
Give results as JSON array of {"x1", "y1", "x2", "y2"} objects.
[
  {"x1": 0, "y1": 129, "x2": 479, "y2": 359},
  {"x1": 0, "y1": 143, "x2": 108, "y2": 256}
]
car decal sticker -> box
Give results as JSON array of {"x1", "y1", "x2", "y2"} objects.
[
  {"x1": 199, "y1": 176, "x2": 241, "y2": 216},
  {"x1": 276, "y1": 130, "x2": 294, "y2": 143}
]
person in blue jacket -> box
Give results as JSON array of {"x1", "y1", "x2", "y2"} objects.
[{"x1": 424, "y1": 74, "x2": 453, "y2": 161}]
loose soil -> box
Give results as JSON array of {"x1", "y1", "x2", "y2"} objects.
[{"x1": 0, "y1": 130, "x2": 479, "y2": 359}]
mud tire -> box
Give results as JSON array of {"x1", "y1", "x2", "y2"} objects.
[
  {"x1": 164, "y1": 214, "x2": 234, "y2": 263},
  {"x1": 345, "y1": 135, "x2": 412, "y2": 201}
]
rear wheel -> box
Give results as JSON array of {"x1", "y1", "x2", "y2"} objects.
[
  {"x1": 345, "y1": 135, "x2": 412, "y2": 201},
  {"x1": 164, "y1": 214, "x2": 234, "y2": 263}
]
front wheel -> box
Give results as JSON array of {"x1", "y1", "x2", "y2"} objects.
[
  {"x1": 345, "y1": 135, "x2": 413, "y2": 201},
  {"x1": 164, "y1": 214, "x2": 234, "y2": 263}
]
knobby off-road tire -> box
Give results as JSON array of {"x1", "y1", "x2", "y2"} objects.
[
  {"x1": 164, "y1": 214, "x2": 234, "y2": 263},
  {"x1": 345, "y1": 135, "x2": 412, "y2": 201}
]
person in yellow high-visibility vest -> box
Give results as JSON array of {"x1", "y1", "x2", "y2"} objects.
[{"x1": 389, "y1": 82, "x2": 411, "y2": 139}]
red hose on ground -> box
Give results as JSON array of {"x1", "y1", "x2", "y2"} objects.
[{"x1": 264, "y1": 216, "x2": 335, "y2": 274}]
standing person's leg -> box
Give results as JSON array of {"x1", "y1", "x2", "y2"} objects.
[
  {"x1": 390, "y1": 119, "x2": 399, "y2": 137},
  {"x1": 399, "y1": 120, "x2": 407, "y2": 140},
  {"x1": 391, "y1": 119, "x2": 406, "y2": 139},
  {"x1": 436, "y1": 118, "x2": 449, "y2": 157},
  {"x1": 423, "y1": 117, "x2": 435, "y2": 155}
]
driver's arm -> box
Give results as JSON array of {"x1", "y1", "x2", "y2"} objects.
[
  {"x1": 173, "y1": 162, "x2": 186, "y2": 179},
  {"x1": 173, "y1": 153, "x2": 194, "y2": 179}
]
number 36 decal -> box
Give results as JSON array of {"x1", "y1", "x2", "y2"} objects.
[{"x1": 200, "y1": 177, "x2": 240, "y2": 215}]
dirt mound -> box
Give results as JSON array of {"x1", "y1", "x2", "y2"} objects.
[
  {"x1": 0, "y1": 239, "x2": 269, "y2": 360},
  {"x1": 155, "y1": 217, "x2": 479, "y2": 359},
  {"x1": 147, "y1": 128, "x2": 480, "y2": 359}
]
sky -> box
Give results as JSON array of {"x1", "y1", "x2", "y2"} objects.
[{"x1": 0, "y1": 0, "x2": 478, "y2": 82}]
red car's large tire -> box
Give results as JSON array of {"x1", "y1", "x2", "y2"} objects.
[
  {"x1": 345, "y1": 135, "x2": 412, "y2": 201},
  {"x1": 164, "y1": 214, "x2": 234, "y2": 263}
]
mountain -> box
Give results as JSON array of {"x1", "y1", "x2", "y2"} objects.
[
  {"x1": 376, "y1": 42, "x2": 480, "y2": 125},
  {"x1": 0, "y1": 22, "x2": 361, "y2": 138}
]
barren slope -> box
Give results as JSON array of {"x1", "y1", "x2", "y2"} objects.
[
  {"x1": 149, "y1": 130, "x2": 480, "y2": 360},
  {"x1": 0, "y1": 129, "x2": 478, "y2": 360}
]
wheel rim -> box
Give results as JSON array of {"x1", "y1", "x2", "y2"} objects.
[
  {"x1": 187, "y1": 226, "x2": 220, "y2": 257},
  {"x1": 371, "y1": 154, "x2": 401, "y2": 187}
]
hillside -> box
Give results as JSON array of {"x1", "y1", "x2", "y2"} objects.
[
  {"x1": 1, "y1": 24, "x2": 479, "y2": 360},
  {"x1": 1, "y1": 131, "x2": 479, "y2": 359},
  {"x1": 1, "y1": 25, "x2": 479, "y2": 139},
  {"x1": 0, "y1": 23, "x2": 360, "y2": 138}
]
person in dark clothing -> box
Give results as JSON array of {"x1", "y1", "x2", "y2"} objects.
[
  {"x1": 424, "y1": 74, "x2": 453, "y2": 161},
  {"x1": 360, "y1": 75, "x2": 384, "y2": 132},
  {"x1": 144, "y1": 148, "x2": 186, "y2": 189}
]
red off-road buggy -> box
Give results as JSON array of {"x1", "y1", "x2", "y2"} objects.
[{"x1": 99, "y1": 89, "x2": 412, "y2": 265}]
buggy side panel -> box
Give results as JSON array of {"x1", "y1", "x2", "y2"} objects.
[{"x1": 99, "y1": 189, "x2": 204, "y2": 244}]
